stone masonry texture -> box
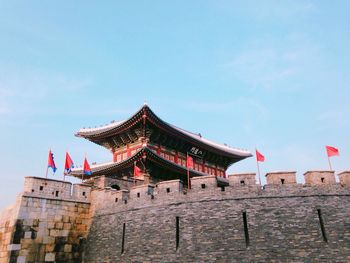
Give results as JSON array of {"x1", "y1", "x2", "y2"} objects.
[
  {"x1": 1, "y1": 172, "x2": 350, "y2": 262},
  {"x1": 84, "y1": 184, "x2": 350, "y2": 263}
]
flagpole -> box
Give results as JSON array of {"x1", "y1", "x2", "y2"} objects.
[
  {"x1": 82, "y1": 153, "x2": 86, "y2": 183},
  {"x1": 45, "y1": 147, "x2": 51, "y2": 179},
  {"x1": 327, "y1": 156, "x2": 333, "y2": 171},
  {"x1": 255, "y1": 148, "x2": 263, "y2": 186},
  {"x1": 63, "y1": 151, "x2": 67, "y2": 181},
  {"x1": 257, "y1": 161, "x2": 262, "y2": 186}
]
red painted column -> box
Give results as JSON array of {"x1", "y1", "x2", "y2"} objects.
[
  {"x1": 175, "y1": 151, "x2": 179, "y2": 164},
  {"x1": 127, "y1": 144, "x2": 131, "y2": 157}
]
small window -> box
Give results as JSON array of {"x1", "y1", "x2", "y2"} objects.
[
  {"x1": 31, "y1": 189, "x2": 34, "y2": 193},
  {"x1": 221, "y1": 186, "x2": 225, "y2": 192},
  {"x1": 39, "y1": 186, "x2": 43, "y2": 191},
  {"x1": 115, "y1": 198, "x2": 118, "y2": 203},
  {"x1": 240, "y1": 180, "x2": 245, "y2": 186},
  {"x1": 137, "y1": 193, "x2": 140, "y2": 198},
  {"x1": 124, "y1": 200, "x2": 127, "y2": 204},
  {"x1": 55, "y1": 191, "x2": 59, "y2": 197},
  {"x1": 166, "y1": 188, "x2": 170, "y2": 193},
  {"x1": 82, "y1": 192, "x2": 86, "y2": 196},
  {"x1": 201, "y1": 184, "x2": 206, "y2": 189},
  {"x1": 151, "y1": 195, "x2": 154, "y2": 199},
  {"x1": 281, "y1": 179, "x2": 285, "y2": 185},
  {"x1": 321, "y1": 177, "x2": 325, "y2": 183}
]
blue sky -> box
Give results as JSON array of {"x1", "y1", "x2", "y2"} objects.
[{"x1": 1, "y1": 1, "x2": 350, "y2": 210}]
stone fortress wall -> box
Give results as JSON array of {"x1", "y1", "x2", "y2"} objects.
[
  {"x1": 1, "y1": 171, "x2": 350, "y2": 262},
  {"x1": 0, "y1": 178, "x2": 91, "y2": 263}
]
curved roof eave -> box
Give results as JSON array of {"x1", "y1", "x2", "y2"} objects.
[
  {"x1": 75, "y1": 104, "x2": 252, "y2": 158},
  {"x1": 69, "y1": 147, "x2": 214, "y2": 178}
]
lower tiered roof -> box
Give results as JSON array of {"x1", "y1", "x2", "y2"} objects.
[{"x1": 70, "y1": 146, "x2": 208, "y2": 179}]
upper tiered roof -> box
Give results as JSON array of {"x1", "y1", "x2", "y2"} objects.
[{"x1": 75, "y1": 104, "x2": 251, "y2": 159}]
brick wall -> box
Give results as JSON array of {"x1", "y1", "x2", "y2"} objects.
[{"x1": 84, "y1": 178, "x2": 350, "y2": 263}]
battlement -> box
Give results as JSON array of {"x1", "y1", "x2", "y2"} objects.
[
  {"x1": 23, "y1": 176, "x2": 91, "y2": 203},
  {"x1": 304, "y1": 170, "x2": 336, "y2": 185},
  {"x1": 20, "y1": 169, "x2": 350, "y2": 207},
  {"x1": 228, "y1": 173, "x2": 257, "y2": 186},
  {"x1": 3, "y1": 170, "x2": 350, "y2": 263},
  {"x1": 266, "y1": 171, "x2": 297, "y2": 185},
  {"x1": 339, "y1": 171, "x2": 350, "y2": 186},
  {"x1": 85, "y1": 170, "x2": 350, "y2": 218}
]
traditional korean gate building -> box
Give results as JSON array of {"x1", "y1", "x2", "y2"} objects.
[{"x1": 70, "y1": 104, "x2": 251, "y2": 186}]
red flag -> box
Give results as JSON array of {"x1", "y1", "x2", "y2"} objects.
[
  {"x1": 326, "y1": 145, "x2": 339, "y2": 157},
  {"x1": 83, "y1": 157, "x2": 92, "y2": 176},
  {"x1": 64, "y1": 152, "x2": 74, "y2": 174},
  {"x1": 256, "y1": 150, "x2": 265, "y2": 162},
  {"x1": 187, "y1": 155, "x2": 194, "y2": 169},
  {"x1": 134, "y1": 165, "x2": 141, "y2": 177},
  {"x1": 47, "y1": 150, "x2": 57, "y2": 173}
]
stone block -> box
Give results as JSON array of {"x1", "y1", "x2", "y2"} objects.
[
  {"x1": 16, "y1": 256, "x2": 26, "y2": 263},
  {"x1": 55, "y1": 222, "x2": 63, "y2": 229},
  {"x1": 45, "y1": 252, "x2": 55, "y2": 262},
  {"x1": 24, "y1": 231, "x2": 32, "y2": 239},
  {"x1": 63, "y1": 223, "x2": 72, "y2": 230},
  {"x1": 76, "y1": 224, "x2": 86, "y2": 232},
  {"x1": 49, "y1": 229, "x2": 60, "y2": 237},
  {"x1": 64, "y1": 244, "x2": 72, "y2": 253},
  {"x1": 62, "y1": 215, "x2": 70, "y2": 223},
  {"x1": 45, "y1": 243, "x2": 55, "y2": 252},
  {"x1": 7, "y1": 244, "x2": 21, "y2": 251},
  {"x1": 60, "y1": 230, "x2": 70, "y2": 237},
  {"x1": 54, "y1": 215, "x2": 62, "y2": 221},
  {"x1": 43, "y1": 236, "x2": 55, "y2": 245}
]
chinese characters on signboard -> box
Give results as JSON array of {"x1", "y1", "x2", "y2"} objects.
[{"x1": 189, "y1": 146, "x2": 204, "y2": 158}]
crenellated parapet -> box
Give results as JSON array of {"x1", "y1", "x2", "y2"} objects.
[
  {"x1": 22, "y1": 176, "x2": 91, "y2": 203},
  {"x1": 228, "y1": 173, "x2": 257, "y2": 186},
  {"x1": 304, "y1": 170, "x2": 336, "y2": 185},
  {"x1": 339, "y1": 171, "x2": 350, "y2": 186},
  {"x1": 86, "y1": 170, "x2": 350, "y2": 219},
  {"x1": 266, "y1": 171, "x2": 297, "y2": 185}
]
